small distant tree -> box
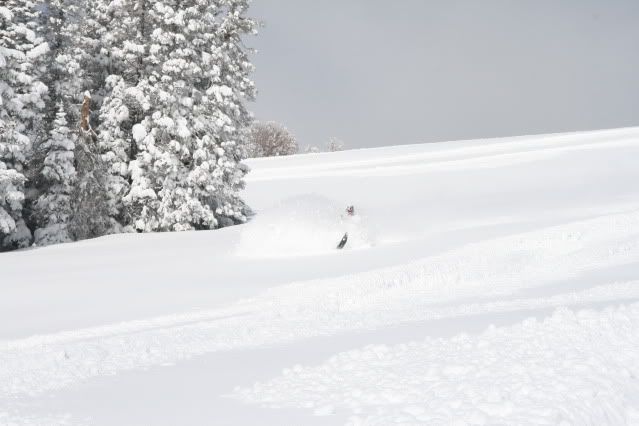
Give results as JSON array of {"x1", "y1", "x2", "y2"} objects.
[
  {"x1": 247, "y1": 121, "x2": 297, "y2": 157},
  {"x1": 303, "y1": 145, "x2": 320, "y2": 154},
  {"x1": 326, "y1": 137, "x2": 344, "y2": 152}
]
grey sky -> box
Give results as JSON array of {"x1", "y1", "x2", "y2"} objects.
[{"x1": 247, "y1": 0, "x2": 639, "y2": 149}]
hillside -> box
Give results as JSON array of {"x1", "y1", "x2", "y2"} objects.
[{"x1": 2, "y1": 128, "x2": 639, "y2": 425}]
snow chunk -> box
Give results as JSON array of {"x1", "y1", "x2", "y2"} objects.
[
  {"x1": 176, "y1": 118, "x2": 190, "y2": 138},
  {"x1": 132, "y1": 124, "x2": 147, "y2": 143},
  {"x1": 116, "y1": 105, "x2": 129, "y2": 123},
  {"x1": 124, "y1": 87, "x2": 148, "y2": 110},
  {"x1": 155, "y1": 116, "x2": 175, "y2": 129},
  {"x1": 0, "y1": 7, "x2": 13, "y2": 21},
  {"x1": 26, "y1": 42, "x2": 49, "y2": 60}
]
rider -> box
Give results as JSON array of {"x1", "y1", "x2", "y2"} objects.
[{"x1": 337, "y1": 206, "x2": 356, "y2": 249}]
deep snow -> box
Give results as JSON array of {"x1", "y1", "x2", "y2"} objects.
[
  {"x1": 1, "y1": 127, "x2": 639, "y2": 425},
  {"x1": 237, "y1": 194, "x2": 375, "y2": 256}
]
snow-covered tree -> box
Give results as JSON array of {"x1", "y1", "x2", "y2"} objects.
[
  {"x1": 247, "y1": 121, "x2": 297, "y2": 158},
  {"x1": 31, "y1": 0, "x2": 117, "y2": 240},
  {"x1": 100, "y1": 0, "x2": 257, "y2": 232},
  {"x1": 25, "y1": 0, "x2": 73, "y2": 233},
  {"x1": 38, "y1": 0, "x2": 113, "y2": 134},
  {"x1": 210, "y1": 0, "x2": 257, "y2": 226},
  {"x1": 68, "y1": 93, "x2": 110, "y2": 240},
  {"x1": 32, "y1": 104, "x2": 75, "y2": 245},
  {"x1": 326, "y1": 137, "x2": 344, "y2": 152},
  {"x1": 56, "y1": 0, "x2": 112, "y2": 111},
  {"x1": 0, "y1": 0, "x2": 259, "y2": 250},
  {"x1": 98, "y1": 76, "x2": 145, "y2": 229},
  {"x1": 0, "y1": 3, "x2": 48, "y2": 250}
]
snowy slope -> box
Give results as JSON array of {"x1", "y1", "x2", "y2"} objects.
[{"x1": 2, "y1": 127, "x2": 639, "y2": 425}]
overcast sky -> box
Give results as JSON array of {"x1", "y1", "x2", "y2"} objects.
[{"x1": 247, "y1": 0, "x2": 639, "y2": 149}]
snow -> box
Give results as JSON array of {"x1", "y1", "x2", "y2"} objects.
[
  {"x1": 25, "y1": 42, "x2": 48, "y2": 60},
  {"x1": 236, "y1": 194, "x2": 374, "y2": 257},
  {"x1": 2, "y1": 127, "x2": 639, "y2": 424},
  {"x1": 0, "y1": 7, "x2": 13, "y2": 22},
  {"x1": 235, "y1": 305, "x2": 639, "y2": 425},
  {"x1": 131, "y1": 123, "x2": 147, "y2": 143}
]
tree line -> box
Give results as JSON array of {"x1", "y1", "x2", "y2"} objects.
[{"x1": 0, "y1": 0, "x2": 256, "y2": 251}]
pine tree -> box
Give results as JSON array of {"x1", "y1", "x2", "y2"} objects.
[
  {"x1": 25, "y1": 0, "x2": 73, "y2": 235},
  {"x1": 100, "y1": 0, "x2": 257, "y2": 232},
  {"x1": 98, "y1": 76, "x2": 140, "y2": 230},
  {"x1": 208, "y1": 0, "x2": 257, "y2": 226},
  {"x1": 32, "y1": 104, "x2": 75, "y2": 245},
  {"x1": 67, "y1": 93, "x2": 110, "y2": 240},
  {"x1": 97, "y1": 0, "x2": 155, "y2": 230},
  {"x1": 0, "y1": 3, "x2": 48, "y2": 250},
  {"x1": 44, "y1": 0, "x2": 114, "y2": 240},
  {"x1": 58, "y1": 0, "x2": 112, "y2": 111}
]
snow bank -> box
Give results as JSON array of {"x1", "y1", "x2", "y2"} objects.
[{"x1": 236, "y1": 194, "x2": 374, "y2": 257}]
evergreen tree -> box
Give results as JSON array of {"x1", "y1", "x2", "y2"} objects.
[
  {"x1": 0, "y1": 3, "x2": 48, "y2": 250},
  {"x1": 32, "y1": 104, "x2": 75, "y2": 245},
  {"x1": 208, "y1": 0, "x2": 257, "y2": 226},
  {"x1": 58, "y1": 0, "x2": 112, "y2": 112},
  {"x1": 97, "y1": 0, "x2": 157, "y2": 230},
  {"x1": 43, "y1": 0, "x2": 114, "y2": 239},
  {"x1": 98, "y1": 76, "x2": 141, "y2": 229},
  {"x1": 25, "y1": 0, "x2": 73, "y2": 235},
  {"x1": 101, "y1": 0, "x2": 257, "y2": 232},
  {"x1": 67, "y1": 93, "x2": 110, "y2": 240},
  {"x1": 1, "y1": 0, "x2": 258, "y2": 250}
]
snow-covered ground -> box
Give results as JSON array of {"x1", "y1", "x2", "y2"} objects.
[{"x1": 2, "y1": 127, "x2": 639, "y2": 425}]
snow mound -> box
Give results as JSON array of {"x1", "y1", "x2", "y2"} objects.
[{"x1": 237, "y1": 194, "x2": 374, "y2": 257}]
